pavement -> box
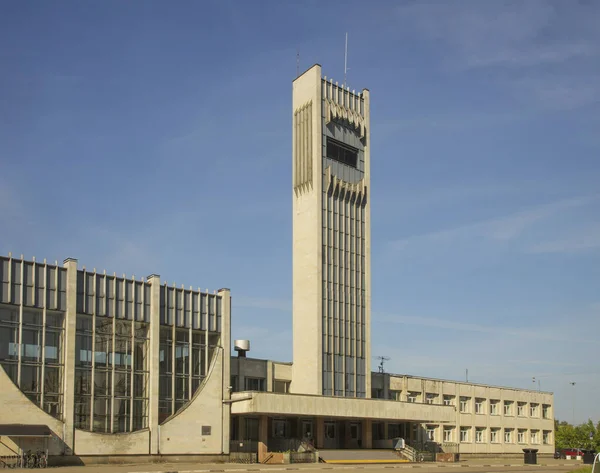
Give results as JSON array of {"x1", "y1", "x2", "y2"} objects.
[{"x1": 7, "y1": 458, "x2": 586, "y2": 473}]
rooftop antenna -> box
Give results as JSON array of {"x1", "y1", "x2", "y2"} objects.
[
  {"x1": 296, "y1": 49, "x2": 300, "y2": 77},
  {"x1": 344, "y1": 32, "x2": 348, "y2": 88},
  {"x1": 377, "y1": 356, "x2": 390, "y2": 374}
]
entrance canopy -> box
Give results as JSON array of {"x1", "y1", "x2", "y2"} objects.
[
  {"x1": 0, "y1": 424, "x2": 52, "y2": 437},
  {"x1": 231, "y1": 392, "x2": 455, "y2": 423}
]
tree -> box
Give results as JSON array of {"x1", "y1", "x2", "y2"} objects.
[{"x1": 555, "y1": 420, "x2": 599, "y2": 452}]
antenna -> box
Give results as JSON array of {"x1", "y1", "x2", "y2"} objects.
[
  {"x1": 377, "y1": 356, "x2": 390, "y2": 374},
  {"x1": 344, "y1": 32, "x2": 348, "y2": 88},
  {"x1": 296, "y1": 50, "x2": 300, "y2": 77}
]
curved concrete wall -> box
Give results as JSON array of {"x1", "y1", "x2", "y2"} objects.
[
  {"x1": 73, "y1": 429, "x2": 150, "y2": 455},
  {"x1": 159, "y1": 348, "x2": 225, "y2": 454},
  {"x1": 0, "y1": 366, "x2": 65, "y2": 455}
]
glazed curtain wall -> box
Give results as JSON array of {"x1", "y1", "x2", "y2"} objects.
[{"x1": 0, "y1": 306, "x2": 64, "y2": 419}]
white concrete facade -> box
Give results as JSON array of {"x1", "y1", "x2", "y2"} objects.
[
  {"x1": 231, "y1": 357, "x2": 555, "y2": 456},
  {"x1": 292, "y1": 64, "x2": 371, "y2": 398}
]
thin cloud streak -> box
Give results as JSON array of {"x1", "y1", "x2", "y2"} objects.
[
  {"x1": 389, "y1": 194, "x2": 598, "y2": 251},
  {"x1": 374, "y1": 311, "x2": 595, "y2": 344},
  {"x1": 527, "y1": 223, "x2": 600, "y2": 254}
]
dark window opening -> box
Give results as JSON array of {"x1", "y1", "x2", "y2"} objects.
[{"x1": 326, "y1": 137, "x2": 358, "y2": 168}]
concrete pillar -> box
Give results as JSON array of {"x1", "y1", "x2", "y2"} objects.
[
  {"x1": 266, "y1": 360, "x2": 274, "y2": 392},
  {"x1": 257, "y1": 415, "x2": 269, "y2": 463},
  {"x1": 218, "y1": 288, "x2": 232, "y2": 454},
  {"x1": 383, "y1": 422, "x2": 389, "y2": 441},
  {"x1": 344, "y1": 420, "x2": 351, "y2": 448},
  {"x1": 147, "y1": 274, "x2": 161, "y2": 455},
  {"x1": 237, "y1": 417, "x2": 246, "y2": 441},
  {"x1": 62, "y1": 258, "x2": 78, "y2": 455},
  {"x1": 362, "y1": 419, "x2": 372, "y2": 449},
  {"x1": 316, "y1": 418, "x2": 325, "y2": 449},
  {"x1": 383, "y1": 373, "x2": 389, "y2": 400}
]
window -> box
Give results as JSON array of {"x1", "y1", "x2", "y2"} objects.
[
  {"x1": 543, "y1": 431, "x2": 551, "y2": 445},
  {"x1": 504, "y1": 400, "x2": 513, "y2": 416},
  {"x1": 245, "y1": 377, "x2": 266, "y2": 391},
  {"x1": 530, "y1": 430, "x2": 539, "y2": 444},
  {"x1": 326, "y1": 137, "x2": 358, "y2": 168},
  {"x1": 407, "y1": 392, "x2": 418, "y2": 403},
  {"x1": 475, "y1": 398, "x2": 485, "y2": 414},
  {"x1": 460, "y1": 396, "x2": 470, "y2": 413},
  {"x1": 475, "y1": 427, "x2": 485, "y2": 443},
  {"x1": 443, "y1": 426, "x2": 454, "y2": 442},
  {"x1": 273, "y1": 380, "x2": 290, "y2": 393},
  {"x1": 490, "y1": 399, "x2": 500, "y2": 415},
  {"x1": 426, "y1": 425, "x2": 436, "y2": 441},
  {"x1": 425, "y1": 393, "x2": 437, "y2": 404},
  {"x1": 389, "y1": 390, "x2": 401, "y2": 401},
  {"x1": 460, "y1": 427, "x2": 470, "y2": 443},
  {"x1": 517, "y1": 402, "x2": 526, "y2": 416},
  {"x1": 490, "y1": 428, "x2": 500, "y2": 443},
  {"x1": 504, "y1": 428, "x2": 513, "y2": 443},
  {"x1": 518, "y1": 429, "x2": 526, "y2": 444},
  {"x1": 273, "y1": 419, "x2": 288, "y2": 438},
  {"x1": 443, "y1": 395, "x2": 455, "y2": 406},
  {"x1": 542, "y1": 404, "x2": 551, "y2": 419},
  {"x1": 530, "y1": 403, "x2": 539, "y2": 417},
  {"x1": 372, "y1": 388, "x2": 384, "y2": 399}
]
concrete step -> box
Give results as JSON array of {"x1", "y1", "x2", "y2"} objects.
[{"x1": 318, "y1": 449, "x2": 408, "y2": 463}]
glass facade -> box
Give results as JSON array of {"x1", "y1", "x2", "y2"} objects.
[
  {"x1": 0, "y1": 255, "x2": 226, "y2": 436},
  {"x1": 320, "y1": 81, "x2": 367, "y2": 398},
  {"x1": 74, "y1": 315, "x2": 149, "y2": 432},
  {"x1": 0, "y1": 306, "x2": 64, "y2": 419}
]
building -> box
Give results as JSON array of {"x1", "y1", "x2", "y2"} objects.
[
  {"x1": 0, "y1": 254, "x2": 232, "y2": 460},
  {"x1": 230, "y1": 356, "x2": 554, "y2": 455},
  {"x1": 0, "y1": 64, "x2": 554, "y2": 463}
]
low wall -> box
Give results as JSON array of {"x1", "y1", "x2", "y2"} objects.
[{"x1": 50, "y1": 454, "x2": 229, "y2": 466}]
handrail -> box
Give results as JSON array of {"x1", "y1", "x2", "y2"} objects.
[{"x1": 592, "y1": 452, "x2": 600, "y2": 473}]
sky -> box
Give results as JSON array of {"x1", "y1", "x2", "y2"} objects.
[{"x1": 1, "y1": 0, "x2": 599, "y2": 424}]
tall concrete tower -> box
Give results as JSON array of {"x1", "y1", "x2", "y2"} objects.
[{"x1": 291, "y1": 64, "x2": 371, "y2": 398}]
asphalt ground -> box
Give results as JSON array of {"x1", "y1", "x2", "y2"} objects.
[{"x1": 6, "y1": 458, "x2": 584, "y2": 473}]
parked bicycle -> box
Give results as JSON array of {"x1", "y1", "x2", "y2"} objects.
[{"x1": 22, "y1": 451, "x2": 47, "y2": 469}]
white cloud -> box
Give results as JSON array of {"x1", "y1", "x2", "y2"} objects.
[
  {"x1": 392, "y1": 1, "x2": 600, "y2": 110},
  {"x1": 396, "y1": 1, "x2": 599, "y2": 69},
  {"x1": 374, "y1": 311, "x2": 592, "y2": 344},
  {"x1": 527, "y1": 223, "x2": 600, "y2": 254},
  {"x1": 389, "y1": 194, "x2": 597, "y2": 251}
]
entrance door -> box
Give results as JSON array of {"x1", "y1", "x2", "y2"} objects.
[
  {"x1": 324, "y1": 421, "x2": 337, "y2": 449},
  {"x1": 349, "y1": 422, "x2": 362, "y2": 448},
  {"x1": 301, "y1": 420, "x2": 314, "y2": 441}
]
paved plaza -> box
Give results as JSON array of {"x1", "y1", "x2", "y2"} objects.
[{"x1": 8, "y1": 458, "x2": 582, "y2": 473}]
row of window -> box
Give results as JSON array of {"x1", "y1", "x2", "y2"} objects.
[
  {"x1": 380, "y1": 390, "x2": 551, "y2": 419},
  {"x1": 427, "y1": 425, "x2": 552, "y2": 445}
]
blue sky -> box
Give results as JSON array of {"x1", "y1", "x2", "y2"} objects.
[{"x1": 1, "y1": 0, "x2": 599, "y2": 424}]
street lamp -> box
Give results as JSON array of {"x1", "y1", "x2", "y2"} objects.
[{"x1": 570, "y1": 382, "x2": 576, "y2": 425}]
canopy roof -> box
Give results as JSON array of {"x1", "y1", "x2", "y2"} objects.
[{"x1": 0, "y1": 424, "x2": 52, "y2": 437}]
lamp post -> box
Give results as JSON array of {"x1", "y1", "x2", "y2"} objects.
[{"x1": 570, "y1": 382, "x2": 576, "y2": 425}]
